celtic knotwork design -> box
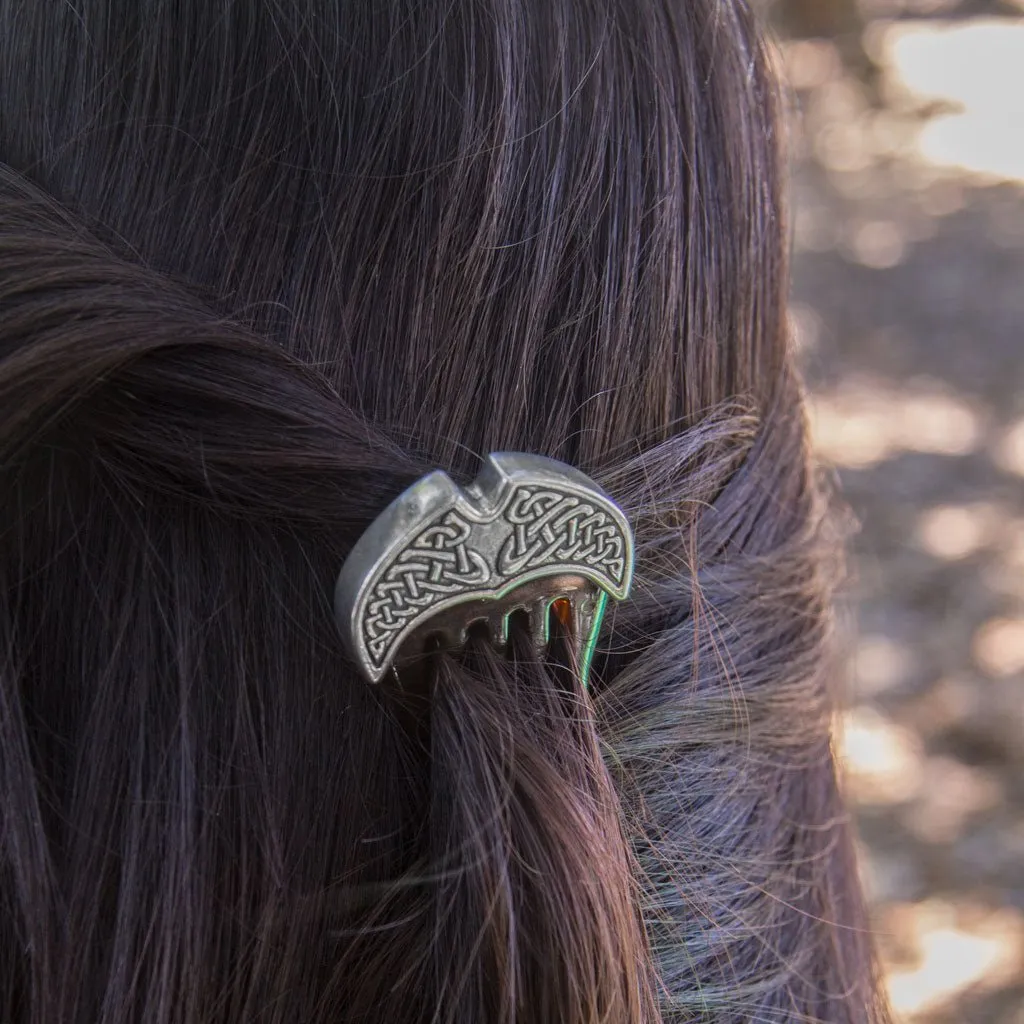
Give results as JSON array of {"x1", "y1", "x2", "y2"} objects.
[
  {"x1": 499, "y1": 488, "x2": 627, "y2": 585},
  {"x1": 363, "y1": 511, "x2": 489, "y2": 665},
  {"x1": 337, "y1": 453, "x2": 634, "y2": 682}
]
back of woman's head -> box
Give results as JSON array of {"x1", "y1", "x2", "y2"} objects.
[{"x1": 0, "y1": 1, "x2": 889, "y2": 1021}]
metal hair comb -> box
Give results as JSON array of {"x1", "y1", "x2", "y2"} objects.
[{"x1": 335, "y1": 452, "x2": 634, "y2": 685}]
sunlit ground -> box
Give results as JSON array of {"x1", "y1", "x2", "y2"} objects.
[{"x1": 778, "y1": 3, "x2": 1024, "y2": 1020}]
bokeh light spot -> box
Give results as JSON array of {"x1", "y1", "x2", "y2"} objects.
[
  {"x1": 850, "y1": 219, "x2": 908, "y2": 268},
  {"x1": 906, "y1": 756, "x2": 1003, "y2": 843},
  {"x1": 915, "y1": 503, "x2": 997, "y2": 560},
  {"x1": 885, "y1": 902, "x2": 1024, "y2": 1016},
  {"x1": 972, "y1": 617, "x2": 1024, "y2": 677},
  {"x1": 841, "y1": 705, "x2": 924, "y2": 804},
  {"x1": 993, "y1": 417, "x2": 1024, "y2": 477},
  {"x1": 855, "y1": 634, "x2": 915, "y2": 694}
]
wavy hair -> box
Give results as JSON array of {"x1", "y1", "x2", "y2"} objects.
[{"x1": 0, "y1": 1, "x2": 889, "y2": 1020}]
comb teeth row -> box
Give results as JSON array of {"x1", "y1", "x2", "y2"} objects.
[
  {"x1": 426, "y1": 597, "x2": 563, "y2": 651},
  {"x1": 389, "y1": 577, "x2": 598, "y2": 679},
  {"x1": 398, "y1": 586, "x2": 596, "y2": 663}
]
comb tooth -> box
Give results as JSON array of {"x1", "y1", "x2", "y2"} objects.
[
  {"x1": 530, "y1": 597, "x2": 550, "y2": 651},
  {"x1": 572, "y1": 596, "x2": 591, "y2": 673},
  {"x1": 573, "y1": 595, "x2": 587, "y2": 644},
  {"x1": 490, "y1": 609, "x2": 509, "y2": 649}
]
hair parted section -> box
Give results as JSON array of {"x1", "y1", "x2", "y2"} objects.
[{"x1": 0, "y1": 1, "x2": 890, "y2": 1022}]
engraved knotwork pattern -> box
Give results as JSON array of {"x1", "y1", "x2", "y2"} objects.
[
  {"x1": 362, "y1": 511, "x2": 489, "y2": 667},
  {"x1": 498, "y1": 487, "x2": 626, "y2": 583},
  {"x1": 360, "y1": 486, "x2": 627, "y2": 671}
]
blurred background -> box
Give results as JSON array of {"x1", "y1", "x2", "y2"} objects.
[{"x1": 764, "y1": 1, "x2": 1024, "y2": 1020}]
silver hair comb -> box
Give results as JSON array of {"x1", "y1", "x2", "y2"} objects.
[{"x1": 335, "y1": 452, "x2": 634, "y2": 685}]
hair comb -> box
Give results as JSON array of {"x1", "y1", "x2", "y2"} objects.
[{"x1": 335, "y1": 452, "x2": 634, "y2": 686}]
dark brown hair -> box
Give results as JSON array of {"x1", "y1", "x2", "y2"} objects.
[{"x1": 0, "y1": 1, "x2": 890, "y2": 1021}]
